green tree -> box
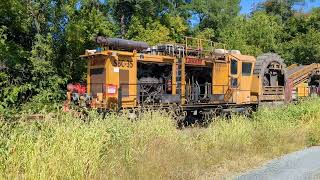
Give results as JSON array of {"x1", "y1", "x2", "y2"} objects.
[
  {"x1": 219, "y1": 16, "x2": 260, "y2": 55},
  {"x1": 110, "y1": 0, "x2": 189, "y2": 38},
  {"x1": 194, "y1": 28, "x2": 215, "y2": 40},
  {"x1": 60, "y1": 0, "x2": 115, "y2": 81},
  {"x1": 109, "y1": 0, "x2": 161, "y2": 37},
  {"x1": 255, "y1": 0, "x2": 306, "y2": 21},
  {"x1": 0, "y1": 0, "x2": 116, "y2": 112},
  {"x1": 162, "y1": 15, "x2": 188, "y2": 42},
  {"x1": 220, "y1": 12, "x2": 282, "y2": 56},
  {"x1": 189, "y1": 0, "x2": 240, "y2": 31},
  {"x1": 126, "y1": 17, "x2": 171, "y2": 45},
  {"x1": 245, "y1": 12, "x2": 283, "y2": 53},
  {"x1": 279, "y1": 29, "x2": 320, "y2": 65},
  {"x1": 306, "y1": 8, "x2": 320, "y2": 32}
]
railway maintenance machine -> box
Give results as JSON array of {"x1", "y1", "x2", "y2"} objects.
[{"x1": 66, "y1": 36, "x2": 313, "y2": 120}]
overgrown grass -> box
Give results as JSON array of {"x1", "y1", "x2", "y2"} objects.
[{"x1": 1, "y1": 98, "x2": 320, "y2": 179}]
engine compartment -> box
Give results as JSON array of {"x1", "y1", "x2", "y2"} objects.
[
  {"x1": 137, "y1": 62, "x2": 174, "y2": 104},
  {"x1": 185, "y1": 66, "x2": 212, "y2": 103}
]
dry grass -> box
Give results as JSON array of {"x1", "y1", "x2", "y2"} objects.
[{"x1": 1, "y1": 98, "x2": 320, "y2": 179}]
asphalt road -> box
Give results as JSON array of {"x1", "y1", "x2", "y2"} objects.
[{"x1": 237, "y1": 147, "x2": 320, "y2": 180}]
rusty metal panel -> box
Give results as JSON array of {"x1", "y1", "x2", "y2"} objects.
[
  {"x1": 120, "y1": 69, "x2": 129, "y2": 97},
  {"x1": 260, "y1": 95, "x2": 285, "y2": 101},
  {"x1": 90, "y1": 68, "x2": 105, "y2": 97},
  {"x1": 90, "y1": 58, "x2": 105, "y2": 66},
  {"x1": 261, "y1": 86, "x2": 285, "y2": 101}
]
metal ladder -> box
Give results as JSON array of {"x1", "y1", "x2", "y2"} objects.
[
  {"x1": 224, "y1": 88, "x2": 233, "y2": 102},
  {"x1": 176, "y1": 57, "x2": 182, "y2": 94}
]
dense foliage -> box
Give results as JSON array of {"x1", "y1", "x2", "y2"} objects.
[{"x1": 0, "y1": 0, "x2": 320, "y2": 112}]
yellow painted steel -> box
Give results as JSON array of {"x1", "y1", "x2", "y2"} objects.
[
  {"x1": 297, "y1": 83, "x2": 309, "y2": 97},
  {"x1": 212, "y1": 61, "x2": 228, "y2": 94},
  {"x1": 227, "y1": 54, "x2": 256, "y2": 104},
  {"x1": 287, "y1": 64, "x2": 298, "y2": 71},
  {"x1": 86, "y1": 60, "x2": 91, "y2": 94},
  {"x1": 181, "y1": 56, "x2": 186, "y2": 104},
  {"x1": 83, "y1": 50, "x2": 177, "y2": 109}
]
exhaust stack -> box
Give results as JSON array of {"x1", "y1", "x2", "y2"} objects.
[{"x1": 96, "y1": 36, "x2": 149, "y2": 51}]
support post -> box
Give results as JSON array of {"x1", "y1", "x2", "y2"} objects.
[{"x1": 118, "y1": 86, "x2": 122, "y2": 112}]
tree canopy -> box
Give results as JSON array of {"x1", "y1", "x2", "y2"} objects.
[{"x1": 0, "y1": 0, "x2": 320, "y2": 113}]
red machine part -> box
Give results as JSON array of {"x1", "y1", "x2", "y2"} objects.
[
  {"x1": 285, "y1": 79, "x2": 293, "y2": 102},
  {"x1": 67, "y1": 83, "x2": 87, "y2": 95},
  {"x1": 167, "y1": 79, "x2": 172, "y2": 91}
]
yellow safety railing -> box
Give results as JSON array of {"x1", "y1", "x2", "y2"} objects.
[{"x1": 185, "y1": 37, "x2": 226, "y2": 60}]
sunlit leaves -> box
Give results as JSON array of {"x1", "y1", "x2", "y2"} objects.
[
  {"x1": 220, "y1": 12, "x2": 282, "y2": 56},
  {"x1": 126, "y1": 17, "x2": 170, "y2": 45},
  {"x1": 280, "y1": 29, "x2": 320, "y2": 65}
]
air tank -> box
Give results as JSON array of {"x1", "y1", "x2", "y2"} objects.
[{"x1": 96, "y1": 36, "x2": 149, "y2": 51}]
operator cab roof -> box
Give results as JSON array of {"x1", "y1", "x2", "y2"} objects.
[{"x1": 230, "y1": 53, "x2": 256, "y2": 63}]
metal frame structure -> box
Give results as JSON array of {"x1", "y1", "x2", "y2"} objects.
[{"x1": 66, "y1": 36, "x2": 320, "y2": 121}]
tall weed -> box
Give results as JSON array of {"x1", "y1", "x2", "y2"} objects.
[{"x1": 0, "y1": 98, "x2": 320, "y2": 179}]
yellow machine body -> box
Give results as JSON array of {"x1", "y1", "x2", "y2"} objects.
[
  {"x1": 66, "y1": 37, "x2": 320, "y2": 115},
  {"x1": 81, "y1": 44, "x2": 258, "y2": 110},
  {"x1": 297, "y1": 83, "x2": 309, "y2": 97}
]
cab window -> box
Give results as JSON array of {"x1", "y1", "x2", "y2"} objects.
[
  {"x1": 90, "y1": 68, "x2": 104, "y2": 75},
  {"x1": 231, "y1": 59, "x2": 238, "y2": 75},
  {"x1": 242, "y1": 62, "x2": 252, "y2": 76}
]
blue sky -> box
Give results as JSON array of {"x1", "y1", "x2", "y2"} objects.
[{"x1": 240, "y1": 0, "x2": 320, "y2": 14}]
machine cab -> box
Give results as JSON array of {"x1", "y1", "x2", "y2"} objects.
[
  {"x1": 81, "y1": 50, "x2": 130, "y2": 109},
  {"x1": 227, "y1": 53, "x2": 256, "y2": 104},
  {"x1": 211, "y1": 52, "x2": 256, "y2": 105}
]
